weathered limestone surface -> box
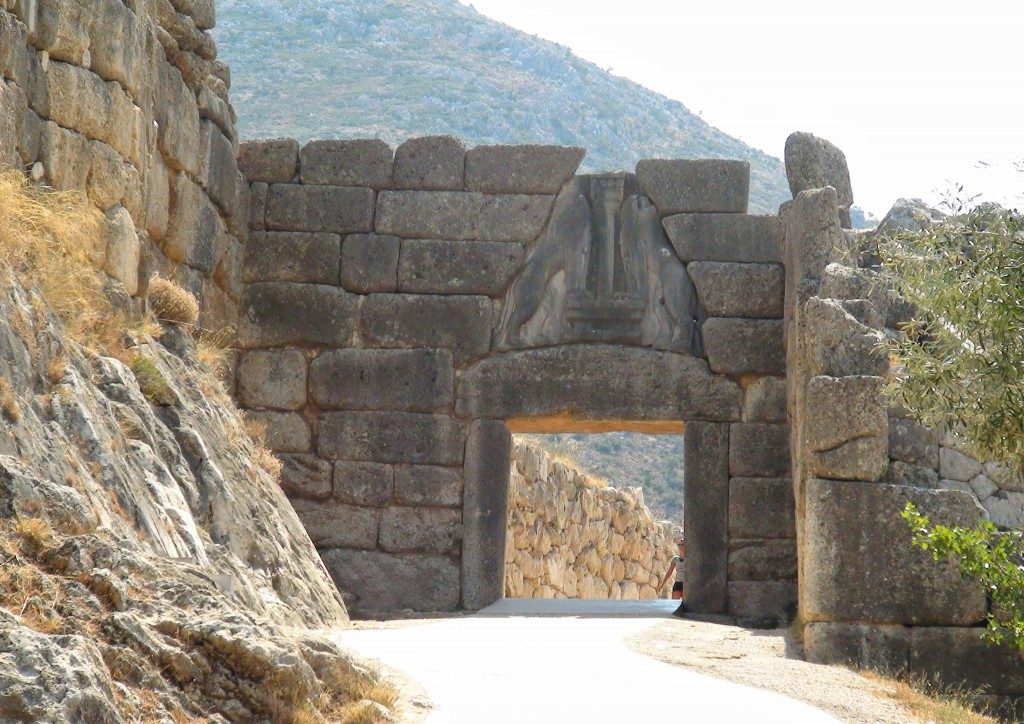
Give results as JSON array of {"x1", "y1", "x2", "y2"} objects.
[
  {"x1": 322, "y1": 548, "x2": 461, "y2": 613},
  {"x1": 683, "y1": 422, "x2": 729, "y2": 613},
  {"x1": 375, "y1": 190, "x2": 553, "y2": 242},
  {"x1": 265, "y1": 184, "x2": 375, "y2": 234},
  {"x1": 237, "y1": 349, "x2": 308, "y2": 410},
  {"x1": 803, "y1": 376, "x2": 888, "y2": 481},
  {"x1": 729, "y1": 477, "x2": 796, "y2": 539},
  {"x1": 730, "y1": 423, "x2": 791, "y2": 478},
  {"x1": 663, "y1": 214, "x2": 782, "y2": 263},
  {"x1": 393, "y1": 135, "x2": 466, "y2": 191},
  {"x1": 687, "y1": 262, "x2": 784, "y2": 319},
  {"x1": 339, "y1": 233, "x2": 400, "y2": 294},
  {"x1": 238, "y1": 283, "x2": 356, "y2": 348},
  {"x1": 462, "y1": 420, "x2": 511, "y2": 609},
  {"x1": 244, "y1": 231, "x2": 340, "y2": 285},
  {"x1": 398, "y1": 238, "x2": 525, "y2": 296},
  {"x1": 309, "y1": 349, "x2": 454, "y2": 413},
  {"x1": 465, "y1": 144, "x2": 584, "y2": 194},
  {"x1": 783, "y1": 132, "x2": 854, "y2": 222},
  {"x1": 299, "y1": 139, "x2": 393, "y2": 188},
  {"x1": 742, "y1": 376, "x2": 787, "y2": 423},
  {"x1": 702, "y1": 318, "x2": 785, "y2": 376},
  {"x1": 456, "y1": 345, "x2": 742, "y2": 422},
  {"x1": 636, "y1": 159, "x2": 749, "y2": 215},
  {"x1": 238, "y1": 138, "x2": 299, "y2": 183},
  {"x1": 803, "y1": 479, "x2": 986, "y2": 625},
  {"x1": 358, "y1": 293, "x2": 492, "y2": 365},
  {"x1": 505, "y1": 442, "x2": 674, "y2": 601},
  {"x1": 319, "y1": 412, "x2": 465, "y2": 466}
]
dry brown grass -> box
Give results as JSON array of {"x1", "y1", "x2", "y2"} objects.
[
  {"x1": 269, "y1": 663, "x2": 399, "y2": 724},
  {"x1": 862, "y1": 670, "x2": 996, "y2": 724},
  {"x1": 0, "y1": 169, "x2": 130, "y2": 354},
  {"x1": 148, "y1": 277, "x2": 199, "y2": 327},
  {"x1": 243, "y1": 417, "x2": 284, "y2": 480},
  {"x1": 14, "y1": 516, "x2": 53, "y2": 554},
  {"x1": 0, "y1": 376, "x2": 21, "y2": 421}
]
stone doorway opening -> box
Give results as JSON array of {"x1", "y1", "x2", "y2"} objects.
[{"x1": 504, "y1": 429, "x2": 684, "y2": 601}]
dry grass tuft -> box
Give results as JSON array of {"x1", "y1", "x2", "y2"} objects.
[
  {"x1": 0, "y1": 376, "x2": 21, "y2": 421},
  {"x1": 243, "y1": 417, "x2": 284, "y2": 480},
  {"x1": 15, "y1": 517, "x2": 53, "y2": 554},
  {"x1": 0, "y1": 169, "x2": 130, "y2": 353},
  {"x1": 148, "y1": 277, "x2": 199, "y2": 327},
  {"x1": 862, "y1": 670, "x2": 996, "y2": 724}
]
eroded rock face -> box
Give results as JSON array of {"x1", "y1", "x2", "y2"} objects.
[
  {"x1": 0, "y1": 274, "x2": 364, "y2": 723},
  {"x1": 784, "y1": 132, "x2": 853, "y2": 227}
]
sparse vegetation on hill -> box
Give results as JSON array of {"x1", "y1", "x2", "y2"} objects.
[
  {"x1": 517, "y1": 432, "x2": 684, "y2": 522},
  {"x1": 215, "y1": 0, "x2": 792, "y2": 213}
]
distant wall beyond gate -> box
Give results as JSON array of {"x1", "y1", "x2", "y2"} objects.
[{"x1": 235, "y1": 137, "x2": 795, "y2": 619}]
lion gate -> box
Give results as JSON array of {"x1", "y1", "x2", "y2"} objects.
[{"x1": 234, "y1": 138, "x2": 795, "y2": 621}]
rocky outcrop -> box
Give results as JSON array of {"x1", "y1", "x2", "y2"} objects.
[
  {"x1": 504, "y1": 442, "x2": 674, "y2": 600},
  {"x1": 0, "y1": 271, "x2": 395, "y2": 722}
]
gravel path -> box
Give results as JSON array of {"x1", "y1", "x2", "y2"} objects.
[
  {"x1": 334, "y1": 599, "x2": 911, "y2": 722},
  {"x1": 626, "y1": 617, "x2": 914, "y2": 723}
]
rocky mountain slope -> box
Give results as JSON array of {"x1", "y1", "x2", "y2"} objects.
[
  {"x1": 214, "y1": 0, "x2": 792, "y2": 213},
  {"x1": 0, "y1": 174, "x2": 393, "y2": 720}
]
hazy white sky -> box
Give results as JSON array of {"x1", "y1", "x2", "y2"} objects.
[{"x1": 464, "y1": 0, "x2": 1024, "y2": 217}]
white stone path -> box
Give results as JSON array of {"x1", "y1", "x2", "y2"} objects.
[{"x1": 334, "y1": 599, "x2": 839, "y2": 723}]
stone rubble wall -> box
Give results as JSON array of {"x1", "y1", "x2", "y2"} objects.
[
  {"x1": 0, "y1": 0, "x2": 245, "y2": 336},
  {"x1": 783, "y1": 134, "x2": 1024, "y2": 713},
  {"x1": 236, "y1": 136, "x2": 796, "y2": 620},
  {"x1": 504, "y1": 441, "x2": 675, "y2": 600}
]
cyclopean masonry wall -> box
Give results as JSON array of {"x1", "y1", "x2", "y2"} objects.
[
  {"x1": 0, "y1": 0, "x2": 246, "y2": 336},
  {"x1": 783, "y1": 132, "x2": 1024, "y2": 714},
  {"x1": 236, "y1": 136, "x2": 796, "y2": 620},
  {"x1": 504, "y1": 441, "x2": 675, "y2": 600}
]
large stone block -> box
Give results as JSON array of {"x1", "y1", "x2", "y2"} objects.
[
  {"x1": 238, "y1": 139, "x2": 299, "y2": 183},
  {"x1": 888, "y1": 418, "x2": 939, "y2": 469},
  {"x1": 246, "y1": 410, "x2": 310, "y2": 454},
  {"x1": 683, "y1": 421, "x2": 729, "y2": 614},
  {"x1": 321, "y1": 548, "x2": 460, "y2": 613},
  {"x1": 244, "y1": 231, "x2": 341, "y2": 285},
  {"x1": 636, "y1": 159, "x2": 749, "y2": 215},
  {"x1": 339, "y1": 233, "x2": 400, "y2": 294},
  {"x1": 881, "y1": 461, "x2": 939, "y2": 489},
  {"x1": 393, "y1": 135, "x2": 465, "y2": 191},
  {"x1": 165, "y1": 172, "x2": 222, "y2": 272},
  {"x1": 0, "y1": 12, "x2": 30, "y2": 87},
  {"x1": 289, "y1": 498, "x2": 380, "y2": 549},
  {"x1": 102, "y1": 206, "x2": 139, "y2": 296},
  {"x1": 394, "y1": 465, "x2": 463, "y2": 507},
  {"x1": 154, "y1": 61, "x2": 201, "y2": 176},
  {"x1": 299, "y1": 138, "x2": 393, "y2": 188},
  {"x1": 333, "y1": 461, "x2": 393, "y2": 507},
  {"x1": 687, "y1": 262, "x2": 783, "y2": 319},
  {"x1": 88, "y1": 0, "x2": 146, "y2": 96},
  {"x1": 804, "y1": 376, "x2": 888, "y2": 482},
  {"x1": 801, "y1": 297, "x2": 887, "y2": 378},
  {"x1": 465, "y1": 144, "x2": 584, "y2": 194},
  {"x1": 729, "y1": 477, "x2": 795, "y2": 539},
  {"x1": 279, "y1": 454, "x2": 332, "y2": 501},
  {"x1": 265, "y1": 184, "x2": 375, "y2": 234},
  {"x1": 742, "y1": 376, "x2": 787, "y2": 423},
  {"x1": 702, "y1": 318, "x2": 785, "y2": 376},
  {"x1": 309, "y1": 349, "x2": 454, "y2": 413},
  {"x1": 730, "y1": 423, "x2": 790, "y2": 477},
  {"x1": 728, "y1": 540, "x2": 797, "y2": 581},
  {"x1": 665, "y1": 214, "x2": 783, "y2": 264},
  {"x1": 199, "y1": 120, "x2": 238, "y2": 213},
  {"x1": 37, "y1": 3, "x2": 90, "y2": 68},
  {"x1": 237, "y1": 349, "x2": 307, "y2": 410},
  {"x1": 38, "y1": 121, "x2": 90, "y2": 193},
  {"x1": 319, "y1": 412, "x2": 465, "y2": 466},
  {"x1": 462, "y1": 419, "x2": 511, "y2": 609},
  {"x1": 85, "y1": 140, "x2": 129, "y2": 211},
  {"x1": 375, "y1": 190, "x2": 553, "y2": 242},
  {"x1": 358, "y1": 293, "x2": 492, "y2": 365},
  {"x1": 456, "y1": 345, "x2": 742, "y2": 422},
  {"x1": 379, "y1": 506, "x2": 462, "y2": 554},
  {"x1": 939, "y1": 447, "x2": 983, "y2": 482},
  {"x1": 804, "y1": 623, "x2": 910, "y2": 672},
  {"x1": 238, "y1": 283, "x2": 357, "y2": 348},
  {"x1": 784, "y1": 132, "x2": 854, "y2": 211},
  {"x1": 728, "y1": 581, "x2": 796, "y2": 620},
  {"x1": 803, "y1": 478, "x2": 987, "y2": 625},
  {"x1": 909, "y1": 627, "x2": 1024, "y2": 696},
  {"x1": 398, "y1": 239, "x2": 525, "y2": 296}
]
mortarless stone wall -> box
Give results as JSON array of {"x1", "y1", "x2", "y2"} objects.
[
  {"x1": 783, "y1": 132, "x2": 1024, "y2": 714},
  {"x1": 236, "y1": 136, "x2": 796, "y2": 620},
  {"x1": 0, "y1": 0, "x2": 246, "y2": 335},
  {"x1": 505, "y1": 441, "x2": 675, "y2": 600}
]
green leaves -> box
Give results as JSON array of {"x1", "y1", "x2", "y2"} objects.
[
  {"x1": 903, "y1": 502, "x2": 1024, "y2": 649},
  {"x1": 878, "y1": 203, "x2": 1024, "y2": 476}
]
